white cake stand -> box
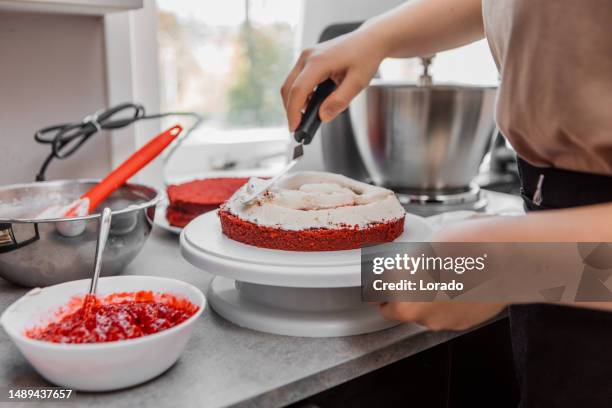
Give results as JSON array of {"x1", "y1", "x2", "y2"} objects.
[{"x1": 180, "y1": 212, "x2": 432, "y2": 337}]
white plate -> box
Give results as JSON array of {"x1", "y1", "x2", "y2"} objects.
[{"x1": 180, "y1": 211, "x2": 432, "y2": 288}]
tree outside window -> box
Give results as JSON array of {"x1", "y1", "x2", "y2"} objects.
[{"x1": 157, "y1": 0, "x2": 298, "y2": 129}]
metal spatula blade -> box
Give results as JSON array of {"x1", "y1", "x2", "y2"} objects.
[
  {"x1": 239, "y1": 79, "x2": 336, "y2": 206},
  {"x1": 240, "y1": 143, "x2": 303, "y2": 205}
]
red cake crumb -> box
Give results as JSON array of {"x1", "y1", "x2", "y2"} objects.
[
  {"x1": 166, "y1": 178, "x2": 248, "y2": 227},
  {"x1": 218, "y1": 210, "x2": 405, "y2": 251}
]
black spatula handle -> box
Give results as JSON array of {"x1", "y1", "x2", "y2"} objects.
[{"x1": 294, "y1": 78, "x2": 337, "y2": 145}]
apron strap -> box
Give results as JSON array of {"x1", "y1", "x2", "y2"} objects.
[{"x1": 517, "y1": 157, "x2": 612, "y2": 210}]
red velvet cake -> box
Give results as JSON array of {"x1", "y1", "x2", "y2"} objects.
[
  {"x1": 218, "y1": 171, "x2": 406, "y2": 251},
  {"x1": 166, "y1": 178, "x2": 248, "y2": 227}
]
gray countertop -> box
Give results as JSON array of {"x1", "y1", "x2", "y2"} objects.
[{"x1": 0, "y1": 191, "x2": 522, "y2": 408}]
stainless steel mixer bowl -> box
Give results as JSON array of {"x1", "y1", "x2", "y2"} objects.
[
  {"x1": 349, "y1": 81, "x2": 497, "y2": 193},
  {"x1": 0, "y1": 179, "x2": 161, "y2": 287}
]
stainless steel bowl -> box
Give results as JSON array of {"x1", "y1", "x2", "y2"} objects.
[
  {"x1": 0, "y1": 179, "x2": 161, "y2": 287},
  {"x1": 348, "y1": 81, "x2": 497, "y2": 193}
]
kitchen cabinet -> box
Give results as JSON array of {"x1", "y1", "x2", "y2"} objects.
[{"x1": 291, "y1": 319, "x2": 519, "y2": 408}]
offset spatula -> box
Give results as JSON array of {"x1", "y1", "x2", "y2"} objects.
[{"x1": 240, "y1": 78, "x2": 337, "y2": 205}]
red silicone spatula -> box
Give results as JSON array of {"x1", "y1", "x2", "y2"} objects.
[{"x1": 39, "y1": 124, "x2": 183, "y2": 220}]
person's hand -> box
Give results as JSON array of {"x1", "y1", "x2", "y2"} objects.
[
  {"x1": 377, "y1": 302, "x2": 507, "y2": 331},
  {"x1": 281, "y1": 29, "x2": 388, "y2": 131},
  {"x1": 375, "y1": 226, "x2": 506, "y2": 331}
]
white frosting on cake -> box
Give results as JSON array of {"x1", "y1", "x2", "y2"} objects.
[{"x1": 221, "y1": 171, "x2": 405, "y2": 231}]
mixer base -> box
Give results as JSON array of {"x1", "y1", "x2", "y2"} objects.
[
  {"x1": 398, "y1": 185, "x2": 488, "y2": 217},
  {"x1": 208, "y1": 277, "x2": 400, "y2": 337}
]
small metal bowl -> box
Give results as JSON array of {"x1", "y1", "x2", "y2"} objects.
[{"x1": 0, "y1": 179, "x2": 161, "y2": 287}]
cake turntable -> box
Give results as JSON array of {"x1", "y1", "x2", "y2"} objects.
[{"x1": 180, "y1": 211, "x2": 432, "y2": 337}]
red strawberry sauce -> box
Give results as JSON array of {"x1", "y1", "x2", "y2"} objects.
[{"x1": 25, "y1": 291, "x2": 199, "y2": 344}]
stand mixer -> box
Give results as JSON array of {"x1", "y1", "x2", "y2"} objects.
[{"x1": 349, "y1": 56, "x2": 497, "y2": 215}]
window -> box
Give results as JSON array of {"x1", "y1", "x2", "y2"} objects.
[
  {"x1": 158, "y1": 0, "x2": 299, "y2": 127},
  {"x1": 378, "y1": 40, "x2": 498, "y2": 86},
  {"x1": 157, "y1": 0, "x2": 298, "y2": 181}
]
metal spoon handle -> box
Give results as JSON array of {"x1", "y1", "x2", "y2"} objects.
[{"x1": 89, "y1": 207, "x2": 112, "y2": 295}]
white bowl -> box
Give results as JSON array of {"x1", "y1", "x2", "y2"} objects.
[{"x1": 1, "y1": 276, "x2": 205, "y2": 392}]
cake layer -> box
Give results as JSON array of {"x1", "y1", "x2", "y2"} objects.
[
  {"x1": 222, "y1": 172, "x2": 405, "y2": 231},
  {"x1": 168, "y1": 178, "x2": 249, "y2": 213},
  {"x1": 166, "y1": 178, "x2": 249, "y2": 227},
  {"x1": 166, "y1": 205, "x2": 217, "y2": 228},
  {"x1": 219, "y1": 210, "x2": 405, "y2": 251}
]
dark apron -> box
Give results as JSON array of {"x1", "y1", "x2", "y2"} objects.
[{"x1": 512, "y1": 158, "x2": 612, "y2": 408}]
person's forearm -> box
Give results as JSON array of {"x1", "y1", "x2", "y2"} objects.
[
  {"x1": 361, "y1": 0, "x2": 485, "y2": 59},
  {"x1": 434, "y1": 202, "x2": 612, "y2": 243},
  {"x1": 433, "y1": 202, "x2": 612, "y2": 312}
]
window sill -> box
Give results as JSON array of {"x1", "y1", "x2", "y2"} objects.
[{"x1": 0, "y1": 0, "x2": 142, "y2": 16}]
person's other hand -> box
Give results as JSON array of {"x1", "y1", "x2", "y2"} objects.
[
  {"x1": 281, "y1": 30, "x2": 387, "y2": 131},
  {"x1": 377, "y1": 301, "x2": 507, "y2": 331}
]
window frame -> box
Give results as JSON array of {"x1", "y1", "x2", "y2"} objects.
[{"x1": 104, "y1": 0, "x2": 163, "y2": 188}]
